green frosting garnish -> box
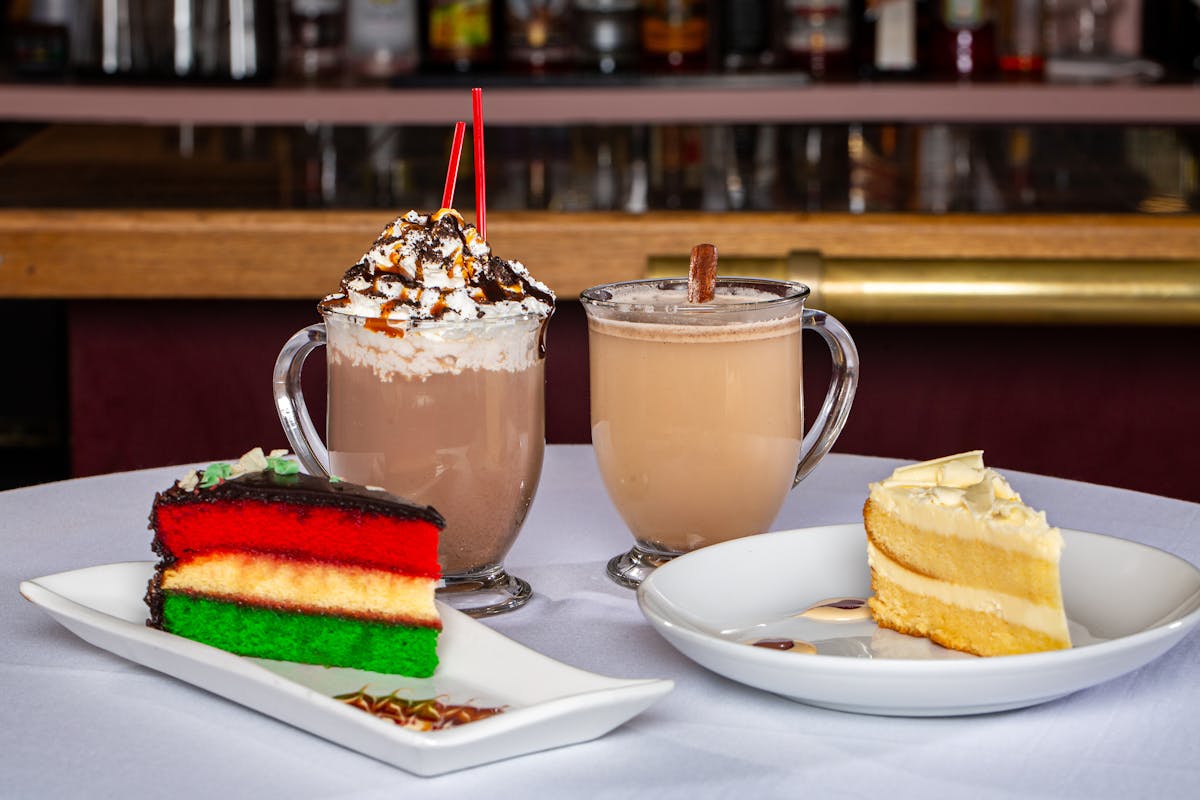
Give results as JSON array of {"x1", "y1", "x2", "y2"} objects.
[
  {"x1": 199, "y1": 462, "x2": 232, "y2": 488},
  {"x1": 266, "y1": 455, "x2": 299, "y2": 475},
  {"x1": 193, "y1": 449, "x2": 300, "y2": 490}
]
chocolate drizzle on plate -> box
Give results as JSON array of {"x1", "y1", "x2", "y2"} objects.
[
  {"x1": 796, "y1": 597, "x2": 871, "y2": 623},
  {"x1": 335, "y1": 688, "x2": 505, "y2": 731},
  {"x1": 749, "y1": 638, "x2": 818, "y2": 655}
]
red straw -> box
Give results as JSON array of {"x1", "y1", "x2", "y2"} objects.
[
  {"x1": 441, "y1": 121, "x2": 466, "y2": 210},
  {"x1": 472, "y1": 87, "x2": 486, "y2": 241}
]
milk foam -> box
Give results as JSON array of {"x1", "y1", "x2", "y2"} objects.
[
  {"x1": 602, "y1": 284, "x2": 784, "y2": 307},
  {"x1": 328, "y1": 315, "x2": 542, "y2": 381},
  {"x1": 587, "y1": 314, "x2": 801, "y2": 344}
]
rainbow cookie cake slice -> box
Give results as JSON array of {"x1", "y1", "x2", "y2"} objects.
[
  {"x1": 145, "y1": 449, "x2": 445, "y2": 677},
  {"x1": 864, "y1": 451, "x2": 1071, "y2": 657}
]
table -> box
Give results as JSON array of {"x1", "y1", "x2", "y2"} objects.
[{"x1": 4, "y1": 447, "x2": 1198, "y2": 798}]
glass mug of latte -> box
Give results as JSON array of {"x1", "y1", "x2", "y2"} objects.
[
  {"x1": 273, "y1": 308, "x2": 549, "y2": 616},
  {"x1": 581, "y1": 277, "x2": 859, "y2": 588}
]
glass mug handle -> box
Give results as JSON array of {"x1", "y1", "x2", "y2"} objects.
[
  {"x1": 795, "y1": 308, "x2": 860, "y2": 486},
  {"x1": 272, "y1": 324, "x2": 331, "y2": 477}
]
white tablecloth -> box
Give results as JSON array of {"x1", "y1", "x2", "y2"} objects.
[{"x1": 4, "y1": 446, "x2": 1198, "y2": 798}]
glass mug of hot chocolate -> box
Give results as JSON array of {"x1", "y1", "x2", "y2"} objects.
[
  {"x1": 273, "y1": 209, "x2": 555, "y2": 616},
  {"x1": 581, "y1": 275, "x2": 858, "y2": 588}
]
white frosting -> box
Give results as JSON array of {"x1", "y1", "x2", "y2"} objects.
[{"x1": 868, "y1": 451, "x2": 1064, "y2": 561}]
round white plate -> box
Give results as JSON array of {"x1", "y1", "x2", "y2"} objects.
[{"x1": 637, "y1": 524, "x2": 1200, "y2": 716}]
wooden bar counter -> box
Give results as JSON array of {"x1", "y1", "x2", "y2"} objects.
[
  {"x1": 3, "y1": 210, "x2": 1200, "y2": 309},
  {"x1": 2, "y1": 210, "x2": 1199, "y2": 502}
]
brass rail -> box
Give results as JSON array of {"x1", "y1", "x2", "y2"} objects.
[{"x1": 647, "y1": 252, "x2": 1200, "y2": 325}]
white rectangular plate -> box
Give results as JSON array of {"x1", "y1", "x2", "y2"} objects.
[{"x1": 21, "y1": 562, "x2": 672, "y2": 776}]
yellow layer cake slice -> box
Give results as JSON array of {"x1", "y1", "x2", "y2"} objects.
[{"x1": 864, "y1": 451, "x2": 1071, "y2": 657}]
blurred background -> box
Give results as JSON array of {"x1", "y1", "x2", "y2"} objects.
[{"x1": 1, "y1": 0, "x2": 1198, "y2": 500}]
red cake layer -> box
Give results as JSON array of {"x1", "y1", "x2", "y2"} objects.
[{"x1": 153, "y1": 498, "x2": 441, "y2": 577}]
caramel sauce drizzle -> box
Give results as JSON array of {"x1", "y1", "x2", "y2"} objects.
[
  {"x1": 335, "y1": 688, "x2": 505, "y2": 732},
  {"x1": 364, "y1": 298, "x2": 409, "y2": 338}
]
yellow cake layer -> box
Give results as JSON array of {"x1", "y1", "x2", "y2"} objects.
[
  {"x1": 867, "y1": 540, "x2": 1070, "y2": 656},
  {"x1": 864, "y1": 498, "x2": 1064, "y2": 605},
  {"x1": 161, "y1": 551, "x2": 439, "y2": 627}
]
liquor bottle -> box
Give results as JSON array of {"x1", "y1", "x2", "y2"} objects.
[
  {"x1": 784, "y1": 124, "x2": 850, "y2": 211},
  {"x1": 749, "y1": 124, "x2": 780, "y2": 210},
  {"x1": 505, "y1": 0, "x2": 572, "y2": 72},
  {"x1": 649, "y1": 125, "x2": 704, "y2": 208},
  {"x1": 775, "y1": 0, "x2": 855, "y2": 79},
  {"x1": 929, "y1": 0, "x2": 997, "y2": 79},
  {"x1": 426, "y1": 0, "x2": 497, "y2": 72},
  {"x1": 361, "y1": 125, "x2": 405, "y2": 207},
  {"x1": 347, "y1": 0, "x2": 419, "y2": 79},
  {"x1": 848, "y1": 123, "x2": 913, "y2": 211},
  {"x1": 573, "y1": 0, "x2": 640, "y2": 73},
  {"x1": 720, "y1": 0, "x2": 773, "y2": 71},
  {"x1": 1006, "y1": 126, "x2": 1036, "y2": 210},
  {"x1": 640, "y1": 0, "x2": 709, "y2": 72},
  {"x1": 915, "y1": 124, "x2": 961, "y2": 211},
  {"x1": 297, "y1": 123, "x2": 340, "y2": 207},
  {"x1": 997, "y1": 0, "x2": 1043, "y2": 78},
  {"x1": 856, "y1": 0, "x2": 931, "y2": 78},
  {"x1": 625, "y1": 125, "x2": 650, "y2": 212},
  {"x1": 285, "y1": 0, "x2": 349, "y2": 79}
]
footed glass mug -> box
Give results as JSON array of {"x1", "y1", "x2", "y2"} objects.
[
  {"x1": 273, "y1": 305, "x2": 549, "y2": 616},
  {"x1": 581, "y1": 277, "x2": 859, "y2": 588}
]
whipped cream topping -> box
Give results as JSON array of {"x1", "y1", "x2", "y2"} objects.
[
  {"x1": 319, "y1": 209, "x2": 554, "y2": 325},
  {"x1": 869, "y1": 451, "x2": 1062, "y2": 557}
]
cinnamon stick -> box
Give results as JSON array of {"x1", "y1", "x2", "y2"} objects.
[{"x1": 688, "y1": 243, "x2": 718, "y2": 304}]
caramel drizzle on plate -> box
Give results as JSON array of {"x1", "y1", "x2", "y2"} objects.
[{"x1": 335, "y1": 687, "x2": 505, "y2": 731}]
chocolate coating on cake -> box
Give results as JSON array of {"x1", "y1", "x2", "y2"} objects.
[
  {"x1": 144, "y1": 571, "x2": 166, "y2": 628},
  {"x1": 153, "y1": 470, "x2": 444, "y2": 526}
]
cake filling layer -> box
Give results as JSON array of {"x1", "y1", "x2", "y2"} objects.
[
  {"x1": 867, "y1": 540, "x2": 1070, "y2": 643},
  {"x1": 162, "y1": 551, "x2": 439, "y2": 627},
  {"x1": 865, "y1": 500, "x2": 1063, "y2": 603},
  {"x1": 868, "y1": 570, "x2": 1070, "y2": 657},
  {"x1": 160, "y1": 593, "x2": 439, "y2": 677}
]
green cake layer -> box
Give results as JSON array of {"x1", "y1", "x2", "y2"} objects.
[{"x1": 162, "y1": 593, "x2": 439, "y2": 677}]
